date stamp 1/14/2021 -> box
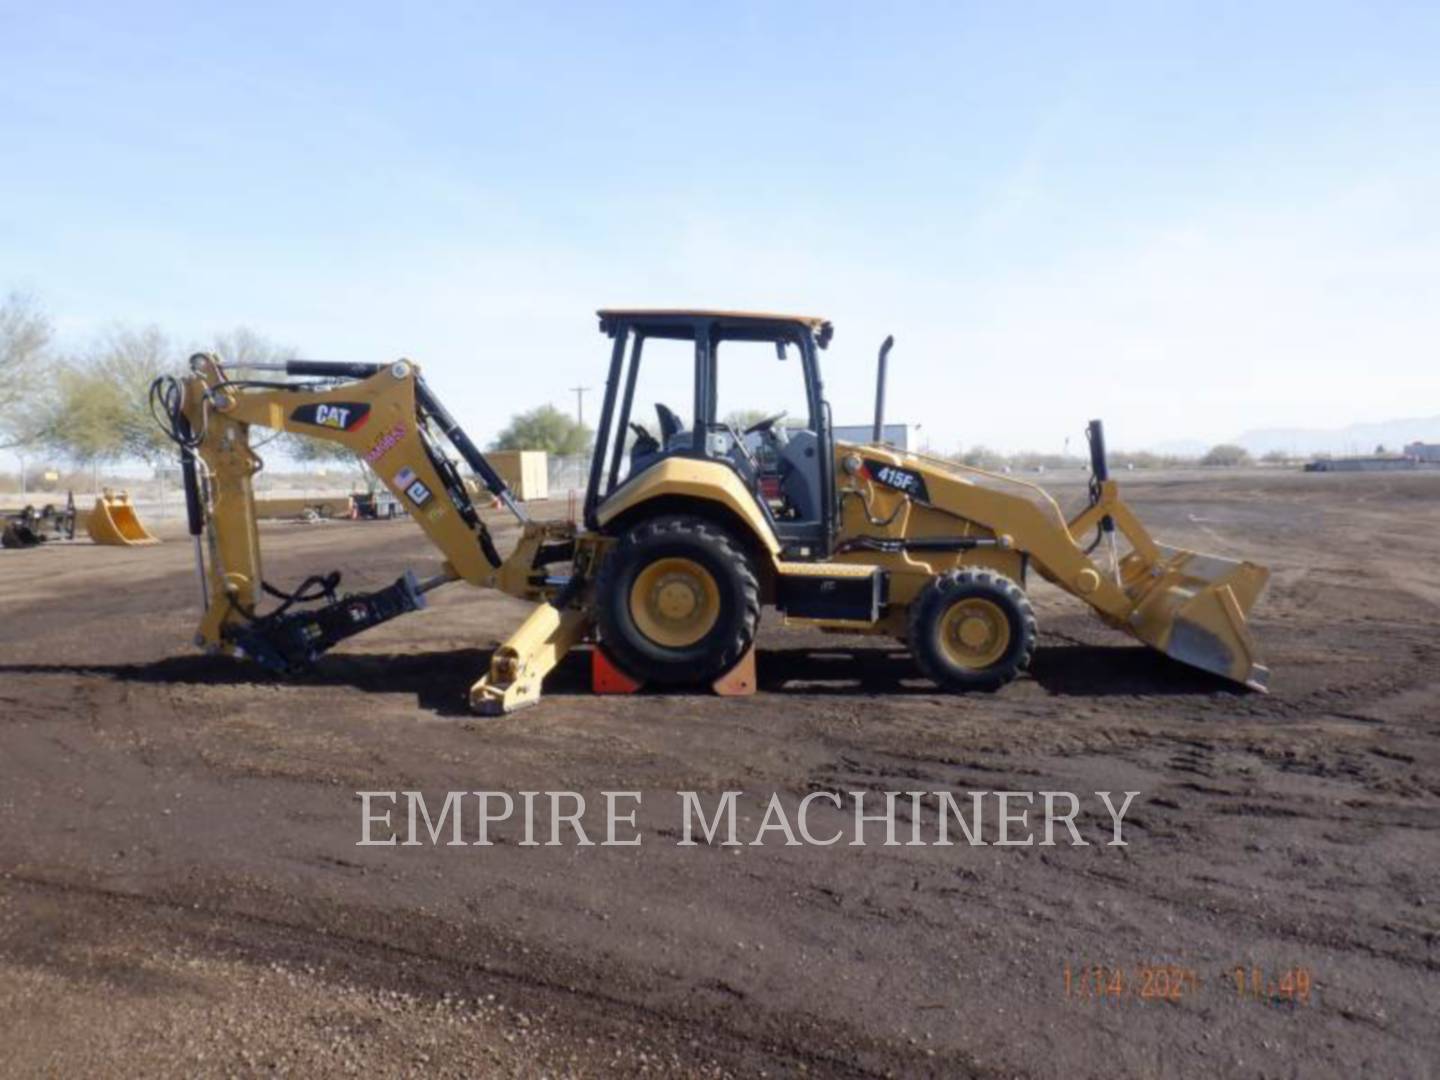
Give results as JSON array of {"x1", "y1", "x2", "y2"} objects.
[{"x1": 1063, "y1": 963, "x2": 1314, "y2": 1006}]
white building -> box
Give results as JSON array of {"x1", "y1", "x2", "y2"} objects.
[
  {"x1": 834, "y1": 424, "x2": 910, "y2": 450},
  {"x1": 1405, "y1": 441, "x2": 1440, "y2": 463}
]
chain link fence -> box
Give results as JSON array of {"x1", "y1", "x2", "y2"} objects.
[{"x1": 547, "y1": 454, "x2": 590, "y2": 502}]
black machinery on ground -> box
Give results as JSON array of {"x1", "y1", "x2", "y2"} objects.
[{"x1": 2, "y1": 493, "x2": 77, "y2": 549}]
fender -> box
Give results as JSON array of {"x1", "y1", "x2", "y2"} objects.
[{"x1": 595, "y1": 457, "x2": 781, "y2": 558}]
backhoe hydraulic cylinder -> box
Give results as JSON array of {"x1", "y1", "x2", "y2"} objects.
[
  {"x1": 286, "y1": 359, "x2": 385, "y2": 379},
  {"x1": 415, "y1": 379, "x2": 529, "y2": 524},
  {"x1": 174, "y1": 410, "x2": 209, "y2": 609}
]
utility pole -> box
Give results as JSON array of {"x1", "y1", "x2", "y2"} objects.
[{"x1": 570, "y1": 386, "x2": 591, "y2": 427}]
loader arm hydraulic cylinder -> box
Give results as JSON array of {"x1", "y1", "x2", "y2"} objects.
[{"x1": 1086, "y1": 418, "x2": 1115, "y2": 535}]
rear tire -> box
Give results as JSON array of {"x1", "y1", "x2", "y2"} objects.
[
  {"x1": 908, "y1": 568, "x2": 1036, "y2": 691},
  {"x1": 595, "y1": 515, "x2": 760, "y2": 685}
]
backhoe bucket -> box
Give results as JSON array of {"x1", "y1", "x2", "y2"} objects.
[
  {"x1": 1124, "y1": 546, "x2": 1269, "y2": 691},
  {"x1": 86, "y1": 491, "x2": 160, "y2": 546}
]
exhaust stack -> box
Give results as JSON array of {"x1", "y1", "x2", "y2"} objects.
[{"x1": 872, "y1": 335, "x2": 894, "y2": 444}]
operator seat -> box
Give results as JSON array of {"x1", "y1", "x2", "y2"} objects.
[
  {"x1": 776, "y1": 429, "x2": 821, "y2": 522},
  {"x1": 626, "y1": 403, "x2": 687, "y2": 479},
  {"x1": 655, "y1": 403, "x2": 683, "y2": 444}
]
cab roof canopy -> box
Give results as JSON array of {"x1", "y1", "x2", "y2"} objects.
[{"x1": 597, "y1": 308, "x2": 833, "y2": 347}]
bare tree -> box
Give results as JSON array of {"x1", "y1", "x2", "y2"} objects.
[
  {"x1": 208, "y1": 325, "x2": 294, "y2": 368},
  {"x1": 203, "y1": 327, "x2": 358, "y2": 478},
  {"x1": 92, "y1": 325, "x2": 178, "y2": 464},
  {"x1": 39, "y1": 322, "x2": 336, "y2": 484},
  {"x1": 44, "y1": 360, "x2": 128, "y2": 466},
  {"x1": 0, "y1": 291, "x2": 54, "y2": 449},
  {"x1": 40, "y1": 325, "x2": 177, "y2": 467}
]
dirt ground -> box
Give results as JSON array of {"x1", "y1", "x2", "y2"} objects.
[{"x1": 2, "y1": 469, "x2": 1438, "y2": 1078}]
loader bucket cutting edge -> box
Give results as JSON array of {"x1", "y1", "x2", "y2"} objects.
[
  {"x1": 1125, "y1": 545, "x2": 1270, "y2": 691},
  {"x1": 86, "y1": 492, "x2": 160, "y2": 546}
]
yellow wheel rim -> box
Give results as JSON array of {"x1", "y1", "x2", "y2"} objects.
[
  {"x1": 629, "y1": 557, "x2": 720, "y2": 648},
  {"x1": 938, "y1": 597, "x2": 1011, "y2": 670}
]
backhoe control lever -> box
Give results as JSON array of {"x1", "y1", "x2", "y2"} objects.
[{"x1": 228, "y1": 570, "x2": 428, "y2": 675}]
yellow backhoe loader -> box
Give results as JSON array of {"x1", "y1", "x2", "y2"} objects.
[{"x1": 151, "y1": 310, "x2": 1268, "y2": 715}]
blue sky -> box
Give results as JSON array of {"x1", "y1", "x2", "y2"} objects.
[{"x1": 3, "y1": 1, "x2": 1438, "y2": 454}]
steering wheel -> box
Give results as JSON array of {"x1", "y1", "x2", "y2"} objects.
[
  {"x1": 720, "y1": 420, "x2": 757, "y2": 468},
  {"x1": 743, "y1": 410, "x2": 788, "y2": 436}
]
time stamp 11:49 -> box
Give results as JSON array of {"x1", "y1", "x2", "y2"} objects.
[{"x1": 1063, "y1": 963, "x2": 1314, "y2": 1005}]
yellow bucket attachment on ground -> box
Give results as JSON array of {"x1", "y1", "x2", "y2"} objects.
[
  {"x1": 87, "y1": 490, "x2": 160, "y2": 546},
  {"x1": 1123, "y1": 545, "x2": 1269, "y2": 690}
]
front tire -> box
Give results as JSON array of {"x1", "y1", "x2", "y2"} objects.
[
  {"x1": 908, "y1": 568, "x2": 1036, "y2": 691},
  {"x1": 595, "y1": 515, "x2": 760, "y2": 685}
]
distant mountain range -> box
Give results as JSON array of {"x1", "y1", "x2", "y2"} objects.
[
  {"x1": 1232, "y1": 415, "x2": 1440, "y2": 457},
  {"x1": 1154, "y1": 416, "x2": 1440, "y2": 458}
]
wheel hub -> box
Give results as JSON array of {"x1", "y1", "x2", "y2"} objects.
[
  {"x1": 939, "y1": 597, "x2": 1011, "y2": 669},
  {"x1": 655, "y1": 575, "x2": 702, "y2": 620},
  {"x1": 957, "y1": 616, "x2": 991, "y2": 648},
  {"x1": 629, "y1": 557, "x2": 720, "y2": 648}
]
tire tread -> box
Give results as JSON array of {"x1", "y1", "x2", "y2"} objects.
[
  {"x1": 907, "y1": 567, "x2": 1037, "y2": 691},
  {"x1": 594, "y1": 515, "x2": 760, "y2": 684}
]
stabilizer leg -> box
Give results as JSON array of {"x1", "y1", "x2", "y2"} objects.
[{"x1": 471, "y1": 602, "x2": 593, "y2": 715}]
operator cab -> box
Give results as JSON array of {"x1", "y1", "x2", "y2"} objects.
[{"x1": 586, "y1": 310, "x2": 836, "y2": 557}]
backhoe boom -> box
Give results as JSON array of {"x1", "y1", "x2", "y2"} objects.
[{"x1": 160, "y1": 354, "x2": 587, "y2": 706}]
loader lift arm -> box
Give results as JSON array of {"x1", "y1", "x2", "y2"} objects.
[
  {"x1": 158, "y1": 354, "x2": 593, "y2": 712},
  {"x1": 834, "y1": 424, "x2": 1271, "y2": 691}
]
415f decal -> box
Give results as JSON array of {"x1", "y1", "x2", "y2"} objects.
[{"x1": 863, "y1": 459, "x2": 930, "y2": 502}]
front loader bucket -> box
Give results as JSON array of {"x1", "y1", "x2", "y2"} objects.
[
  {"x1": 86, "y1": 491, "x2": 160, "y2": 546},
  {"x1": 1124, "y1": 546, "x2": 1270, "y2": 691}
]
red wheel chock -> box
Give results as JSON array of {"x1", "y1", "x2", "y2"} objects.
[
  {"x1": 591, "y1": 646, "x2": 643, "y2": 694},
  {"x1": 590, "y1": 645, "x2": 756, "y2": 698}
]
